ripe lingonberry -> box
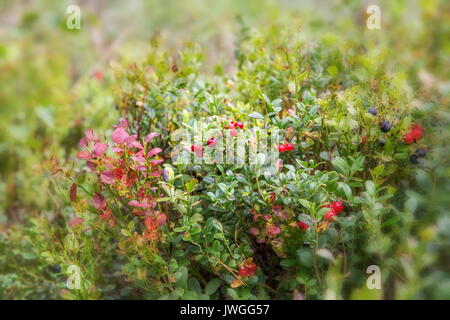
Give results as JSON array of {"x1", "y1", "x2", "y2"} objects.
[
  {"x1": 403, "y1": 132, "x2": 415, "y2": 144},
  {"x1": 297, "y1": 221, "x2": 309, "y2": 230},
  {"x1": 285, "y1": 143, "x2": 294, "y2": 151},
  {"x1": 411, "y1": 124, "x2": 423, "y2": 140},
  {"x1": 278, "y1": 144, "x2": 286, "y2": 152},
  {"x1": 92, "y1": 70, "x2": 104, "y2": 80},
  {"x1": 324, "y1": 210, "x2": 336, "y2": 221},
  {"x1": 331, "y1": 201, "x2": 344, "y2": 214},
  {"x1": 207, "y1": 137, "x2": 217, "y2": 146},
  {"x1": 225, "y1": 122, "x2": 235, "y2": 129},
  {"x1": 239, "y1": 263, "x2": 257, "y2": 277},
  {"x1": 191, "y1": 144, "x2": 202, "y2": 152},
  {"x1": 234, "y1": 121, "x2": 244, "y2": 129}
]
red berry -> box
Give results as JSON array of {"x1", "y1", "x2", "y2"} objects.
[
  {"x1": 324, "y1": 210, "x2": 336, "y2": 221},
  {"x1": 285, "y1": 143, "x2": 294, "y2": 151},
  {"x1": 278, "y1": 144, "x2": 286, "y2": 152},
  {"x1": 207, "y1": 137, "x2": 217, "y2": 146},
  {"x1": 234, "y1": 121, "x2": 244, "y2": 129},
  {"x1": 238, "y1": 263, "x2": 257, "y2": 277},
  {"x1": 297, "y1": 221, "x2": 309, "y2": 230},
  {"x1": 225, "y1": 122, "x2": 235, "y2": 129},
  {"x1": 191, "y1": 144, "x2": 202, "y2": 152},
  {"x1": 92, "y1": 70, "x2": 104, "y2": 80},
  {"x1": 411, "y1": 124, "x2": 423, "y2": 140},
  {"x1": 402, "y1": 132, "x2": 415, "y2": 144},
  {"x1": 238, "y1": 268, "x2": 248, "y2": 276},
  {"x1": 411, "y1": 130, "x2": 422, "y2": 140},
  {"x1": 331, "y1": 201, "x2": 344, "y2": 214}
]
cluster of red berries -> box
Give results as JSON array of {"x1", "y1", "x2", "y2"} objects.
[
  {"x1": 402, "y1": 124, "x2": 424, "y2": 145},
  {"x1": 238, "y1": 262, "x2": 257, "y2": 277},
  {"x1": 225, "y1": 120, "x2": 244, "y2": 130},
  {"x1": 322, "y1": 201, "x2": 344, "y2": 221},
  {"x1": 278, "y1": 143, "x2": 295, "y2": 153},
  {"x1": 225, "y1": 120, "x2": 244, "y2": 137}
]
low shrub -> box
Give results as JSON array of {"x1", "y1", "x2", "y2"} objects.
[{"x1": 61, "y1": 25, "x2": 435, "y2": 299}]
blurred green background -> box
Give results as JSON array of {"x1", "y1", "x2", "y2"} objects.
[{"x1": 0, "y1": 0, "x2": 449, "y2": 299}]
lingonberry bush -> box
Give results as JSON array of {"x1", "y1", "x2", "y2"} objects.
[{"x1": 58, "y1": 23, "x2": 438, "y2": 299}]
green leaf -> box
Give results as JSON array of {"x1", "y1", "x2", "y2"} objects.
[
  {"x1": 205, "y1": 278, "x2": 222, "y2": 295},
  {"x1": 188, "y1": 278, "x2": 202, "y2": 294},
  {"x1": 372, "y1": 164, "x2": 385, "y2": 176},
  {"x1": 327, "y1": 65, "x2": 338, "y2": 77},
  {"x1": 121, "y1": 229, "x2": 131, "y2": 237},
  {"x1": 297, "y1": 249, "x2": 313, "y2": 267},
  {"x1": 332, "y1": 157, "x2": 350, "y2": 176},
  {"x1": 248, "y1": 112, "x2": 264, "y2": 120},
  {"x1": 338, "y1": 182, "x2": 352, "y2": 200},
  {"x1": 280, "y1": 258, "x2": 297, "y2": 267},
  {"x1": 227, "y1": 288, "x2": 239, "y2": 300},
  {"x1": 236, "y1": 175, "x2": 249, "y2": 185},
  {"x1": 350, "y1": 155, "x2": 365, "y2": 173},
  {"x1": 185, "y1": 179, "x2": 198, "y2": 193},
  {"x1": 298, "y1": 199, "x2": 311, "y2": 210},
  {"x1": 365, "y1": 180, "x2": 376, "y2": 195}
]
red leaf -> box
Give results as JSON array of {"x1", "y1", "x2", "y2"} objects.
[
  {"x1": 93, "y1": 192, "x2": 106, "y2": 210},
  {"x1": 69, "y1": 183, "x2": 77, "y2": 202},
  {"x1": 68, "y1": 216, "x2": 84, "y2": 228},
  {"x1": 147, "y1": 147, "x2": 162, "y2": 157}
]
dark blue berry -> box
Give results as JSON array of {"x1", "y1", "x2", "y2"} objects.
[
  {"x1": 415, "y1": 148, "x2": 427, "y2": 157},
  {"x1": 380, "y1": 121, "x2": 392, "y2": 133},
  {"x1": 378, "y1": 138, "x2": 386, "y2": 146},
  {"x1": 409, "y1": 154, "x2": 419, "y2": 164},
  {"x1": 368, "y1": 107, "x2": 377, "y2": 116},
  {"x1": 51, "y1": 264, "x2": 61, "y2": 273}
]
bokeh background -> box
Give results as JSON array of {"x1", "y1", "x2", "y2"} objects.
[{"x1": 0, "y1": 0, "x2": 449, "y2": 299}]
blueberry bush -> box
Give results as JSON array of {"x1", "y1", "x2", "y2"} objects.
[{"x1": 1, "y1": 0, "x2": 449, "y2": 300}]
